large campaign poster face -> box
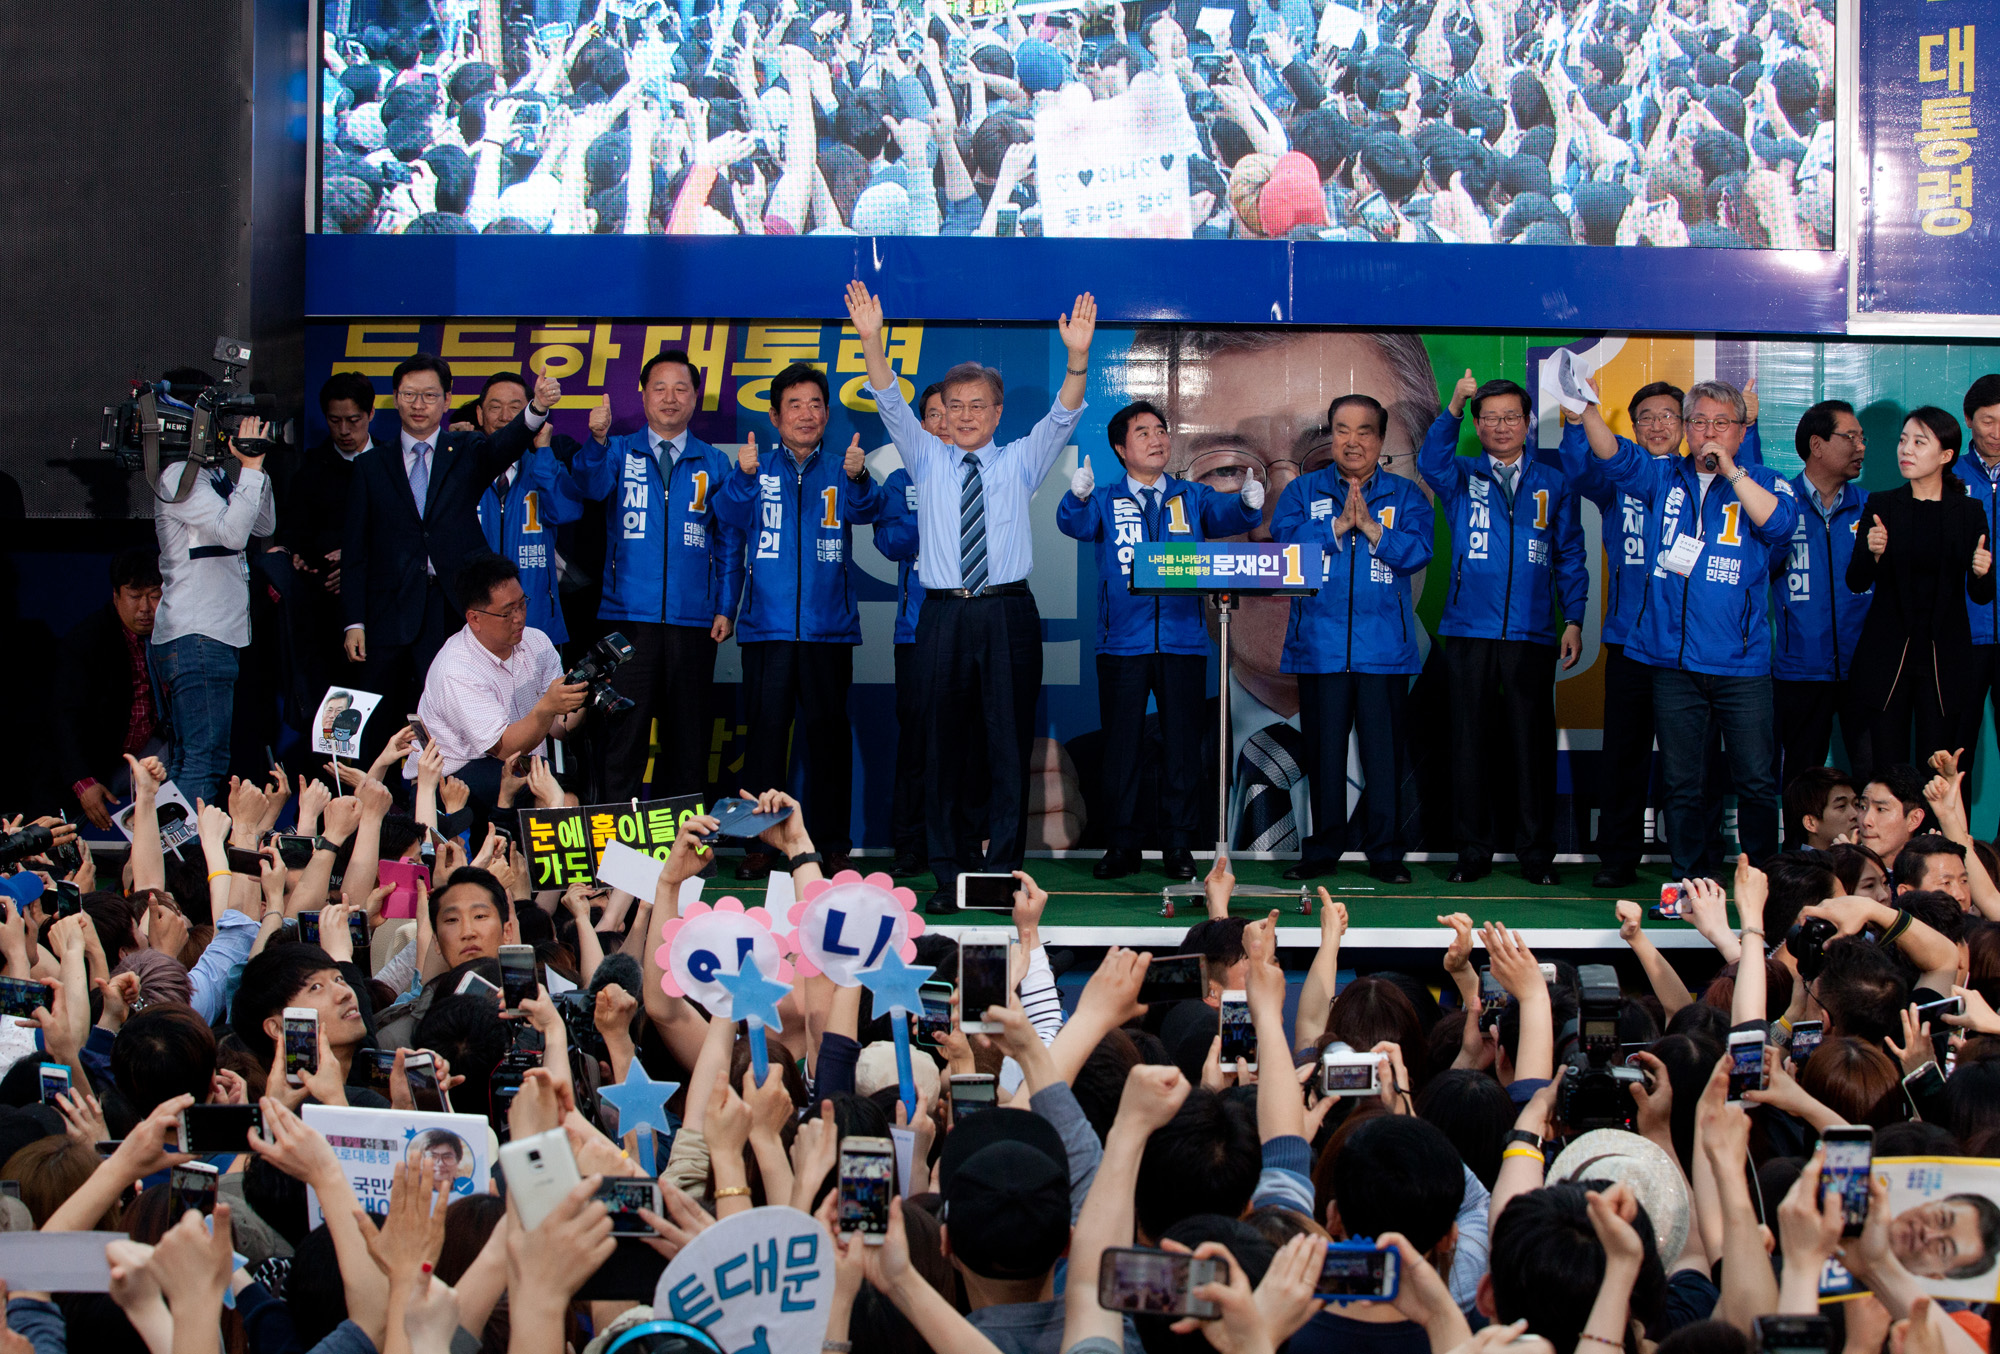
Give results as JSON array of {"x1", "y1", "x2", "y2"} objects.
[{"x1": 304, "y1": 318, "x2": 2000, "y2": 851}]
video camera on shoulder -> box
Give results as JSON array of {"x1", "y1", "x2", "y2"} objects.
[
  {"x1": 1557, "y1": 964, "x2": 1646, "y2": 1136},
  {"x1": 102, "y1": 337, "x2": 279, "y2": 481},
  {"x1": 566, "y1": 632, "x2": 636, "y2": 716}
]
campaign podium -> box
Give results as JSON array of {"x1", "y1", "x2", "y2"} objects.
[{"x1": 1129, "y1": 541, "x2": 1322, "y2": 866}]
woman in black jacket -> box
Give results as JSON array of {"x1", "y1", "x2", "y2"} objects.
[{"x1": 1847, "y1": 406, "x2": 1997, "y2": 770}]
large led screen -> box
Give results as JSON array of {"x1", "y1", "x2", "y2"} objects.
[{"x1": 315, "y1": 0, "x2": 1836, "y2": 248}]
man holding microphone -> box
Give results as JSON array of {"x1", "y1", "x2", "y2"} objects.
[
  {"x1": 1060, "y1": 400, "x2": 1262, "y2": 880},
  {"x1": 846, "y1": 279, "x2": 1097, "y2": 912}
]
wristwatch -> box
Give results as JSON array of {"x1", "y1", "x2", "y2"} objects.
[
  {"x1": 784, "y1": 851, "x2": 824, "y2": 871},
  {"x1": 312, "y1": 835, "x2": 340, "y2": 854},
  {"x1": 1503, "y1": 1128, "x2": 1544, "y2": 1152}
]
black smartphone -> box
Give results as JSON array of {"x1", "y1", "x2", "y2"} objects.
[
  {"x1": 1317, "y1": 1241, "x2": 1399, "y2": 1299},
  {"x1": 1820, "y1": 1126, "x2": 1873, "y2": 1238},
  {"x1": 0, "y1": 977, "x2": 52, "y2": 1018},
  {"x1": 1097, "y1": 1247, "x2": 1225, "y2": 1318},
  {"x1": 272, "y1": 834, "x2": 317, "y2": 869},
  {"x1": 360, "y1": 1048, "x2": 398, "y2": 1096},
  {"x1": 169, "y1": 1162, "x2": 220, "y2": 1218},
  {"x1": 1789, "y1": 1019, "x2": 1824, "y2": 1063},
  {"x1": 915, "y1": 985, "x2": 954, "y2": 1044},
  {"x1": 177, "y1": 1103, "x2": 264, "y2": 1155},
  {"x1": 297, "y1": 911, "x2": 322, "y2": 946},
  {"x1": 594, "y1": 1176, "x2": 663, "y2": 1236},
  {"x1": 1138, "y1": 954, "x2": 1205, "y2": 1004},
  {"x1": 48, "y1": 881, "x2": 81, "y2": 920},
  {"x1": 1753, "y1": 1315, "x2": 1831, "y2": 1354}
]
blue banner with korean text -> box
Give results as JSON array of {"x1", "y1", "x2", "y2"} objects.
[
  {"x1": 1130, "y1": 543, "x2": 1323, "y2": 596},
  {"x1": 1856, "y1": 1, "x2": 1995, "y2": 322}
]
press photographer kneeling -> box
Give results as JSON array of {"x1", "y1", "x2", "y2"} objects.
[{"x1": 413, "y1": 552, "x2": 592, "y2": 814}]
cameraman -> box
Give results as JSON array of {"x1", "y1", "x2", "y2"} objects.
[
  {"x1": 414, "y1": 552, "x2": 584, "y2": 811},
  {"x1": 151, "y1": 416, "x2": 277, "y2": 807}
]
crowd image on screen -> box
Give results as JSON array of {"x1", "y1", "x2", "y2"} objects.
[{"x1": 318, "y1": 0, "x2": 1835, "y2": 244}]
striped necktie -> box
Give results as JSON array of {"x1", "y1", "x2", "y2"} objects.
[
  {"x1": 960, "y1": 452, "x2": 988, "y2": 593},
  {"x1": 1234, "y1": 723, "x2": 1307, "y2": 852}
]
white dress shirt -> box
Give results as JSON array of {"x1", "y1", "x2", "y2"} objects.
[
  {"x1": 868, "y1": 377, "x2": 1084, "y2": 591},
  {"x1": 416, "y1": 625, "x2": 564, "y2": 773}
]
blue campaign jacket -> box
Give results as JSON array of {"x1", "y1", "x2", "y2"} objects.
[
  {"x1": 1058, "y1": 473, "x2": 1261, "y2": 657},
  {"x1": 713, "y1": 442, "x2": 890, "y2": 645},
  {"x1": 1955, "y1": 458, "x2": 2000, "y2": 645},
  {"x1": 1417, "y1": 413, "x2": 1588, "y2": 644},
  {"x1": 1599, "y1": 442, "x2": 1799, "y2": 677},
  {"x1": 567, "y1": 431, "x2": 748, "y2": 629},
  {"x1": 872, "y1": 468, "x2": 925, "y2": 646},
  {"x1": 1770, "y1": 474, "x2": 1871, "y2": 682},
  {"x1": 1560, "y1": 421, "x2": 1764, "y2": 647},
  {"x1": 1270, "y1": 467, "x2": 1434, "y2": 675},
  {"x1": 476, "y1": 448, "x2": 585, "y2": 643}
]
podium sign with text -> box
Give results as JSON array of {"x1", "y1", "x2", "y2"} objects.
[{"x1": 1129, "y1": 542, "x2": 1323, "y2": 595}]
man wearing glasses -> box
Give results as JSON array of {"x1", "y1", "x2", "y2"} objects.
[
  {"x1": 415, "y1": 553, "x2": 585, "y2": 811},
  {"x1": 1420, "y1": 372, "x2": 1587, "y2": 886},
  {"x1": 1770, "y1": 400, "x2": 1873, "y2": 815},
  {"x1": 1584, "y1": 379, "x2": 1797, "y2": 879},
  {"x1": 343, "y1": 353, "x2": 558, "y2": 757},
  {"x1": 1560, "y1": 377, "x2": 1766, "y2": 886}
]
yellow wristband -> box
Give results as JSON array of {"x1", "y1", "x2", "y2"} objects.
[
  {"x1": 1501, "y1": 1146, "x2": 1545, "y2": 1163},
  {"x1": 207, "y1": 869, "x2": 231, "y2": 882},
  {"x1": 713, "y1": 1186, "x2": 752, "y2": 1199}
]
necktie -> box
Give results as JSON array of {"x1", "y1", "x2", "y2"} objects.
[
  {"x1": 1143, "y1": 486, "x2": 1162, "y2": 538},
  {"x1": 960, "y1": 452, "x2": 988, "y2": 593},
  {"x1": 1234, "y1": 722, "x2": 1307, "y2": 852},
  {"x1": 409, "y1": 441, "x2": 432, "y2": 515},
  {"x1": 1495, "y1": 462, "x2": 1518, "y2": 505}
]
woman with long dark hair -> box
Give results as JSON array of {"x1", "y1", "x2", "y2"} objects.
[{"x1": 1847, "y1": 406, "x2": 1997, "y2": 768}]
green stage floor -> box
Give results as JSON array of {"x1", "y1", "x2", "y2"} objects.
[{"x1": 714, "y1": 855, "x2": 1730, "y2": 950}]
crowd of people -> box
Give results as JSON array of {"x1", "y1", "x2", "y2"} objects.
[
  {"x1": 0, "y1": 727, "x2": 1995, "y2": 1354},
  {"x1": 319, "y1": 0, "x2": 1836, "y2": 245}
]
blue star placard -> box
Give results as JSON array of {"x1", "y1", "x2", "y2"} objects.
[
  {"x1": 597, "y1": 1061, "x2": 681, "y2": 1141},
  {"x1": 716, "y1": 953, "x2": 790, "y2": 1032},
  {"x1": 856, "y1": 948, "x2": 934, "y2": 1016}
]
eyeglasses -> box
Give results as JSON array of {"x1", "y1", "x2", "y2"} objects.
[
  {"x1": 1477, "y1": 413, "x2": 1525, "y2": 428},
  {"x1": 945, "y1": 401, "x2": 993, "y2": 415},
  {"x1": 1685, "y1": 416, "x2": 1743, "y2": 433},
  {"x1": 472, "y1": 601, "x2": 528, "y2": 621},
  {"x1": 1831, "y1": 430, "x2": 1866, "y2": 446},
  {"x1": 397, "y1": 389, "x2": 447, "y2": 405},
  {"x1": 1633, "y1": 412, "x2": 1682, "y2": 428}
]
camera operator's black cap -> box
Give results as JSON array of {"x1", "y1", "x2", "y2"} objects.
[{"x1": 939, "y1": 1108, "x2": 1071, "y2": 1279}]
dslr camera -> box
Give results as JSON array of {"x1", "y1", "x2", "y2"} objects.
[
  {"x1": 1557, "y1": 964, "x2": 1645, "y2": 1135},
  {"x1": 101, "y1": 337, "x2": 278, "y2": 479},
  {"x1": 566, "y1": 632, "x2": 636, "y2": 716}
]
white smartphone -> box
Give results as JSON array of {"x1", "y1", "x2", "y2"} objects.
[
  {"x1": 959, "y1": 939, "x2": 1010, "y2": 1035},
  {"x1": 37, "y1": 1063, "x2": 70, "y2": 1107},
  {"x1": 455, "y1": 968, "x2": 502, "y2": 1000},
  {"x1": 1726, "y1": 1029, "x2": 1768, "y2": 1106},
  {"x1": 283, "y1": 1007, "x2": 319, "y2": 1087},
  {"x1": 498, "y1": 1126, "x2": 582, "y2": 1230},
  {"x1": 838, "y1": 1135, "x2": 896, "y2": 1244},
  {"x1": 498, "y1": 944, "x2": 538, "y2": 1010},
  {"x1": 1219, "y1": 989, "x2": 1256, "y2": 1071},
  {"x1": 404, "y1": 1050, "x2": 450, "y2": 1114},
  {"x1": 956, "y1": 872, "x2": 1018, "y2": 911}
]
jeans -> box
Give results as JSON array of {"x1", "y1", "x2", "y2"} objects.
[
  {"x1": 152, "y1": 634, "x2": 239, "y2": 808},
  {"x1": 1651, "y1": 666, "x2": 1779, "y2": 876}
]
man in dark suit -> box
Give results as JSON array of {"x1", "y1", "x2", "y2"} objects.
[
  {"x1": 285, "y1": 372, "x2": 378, "y2": 709},
  {"x1": 342, "y1": 353, "x2": 557, "y2": 751},
  {"x1": 54, "y1": 549, "x2": 164, "y2": 829}
]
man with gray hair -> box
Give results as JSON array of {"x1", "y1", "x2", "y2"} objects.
[
  {"x1": 1581, "y1": 379, "x2": 1798, "y2": 878},
  {"x1": 846, "y1": 280, "x2": 1098, "y2": 911}
]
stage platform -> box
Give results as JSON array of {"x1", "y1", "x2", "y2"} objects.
[{"x1": 720, "y1": 854, "x2": 1735, "y2": 961}]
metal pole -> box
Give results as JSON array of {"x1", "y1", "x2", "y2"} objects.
[{"x1": 1216, "y1": 592, "x2": 1233, "y2": 859}]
